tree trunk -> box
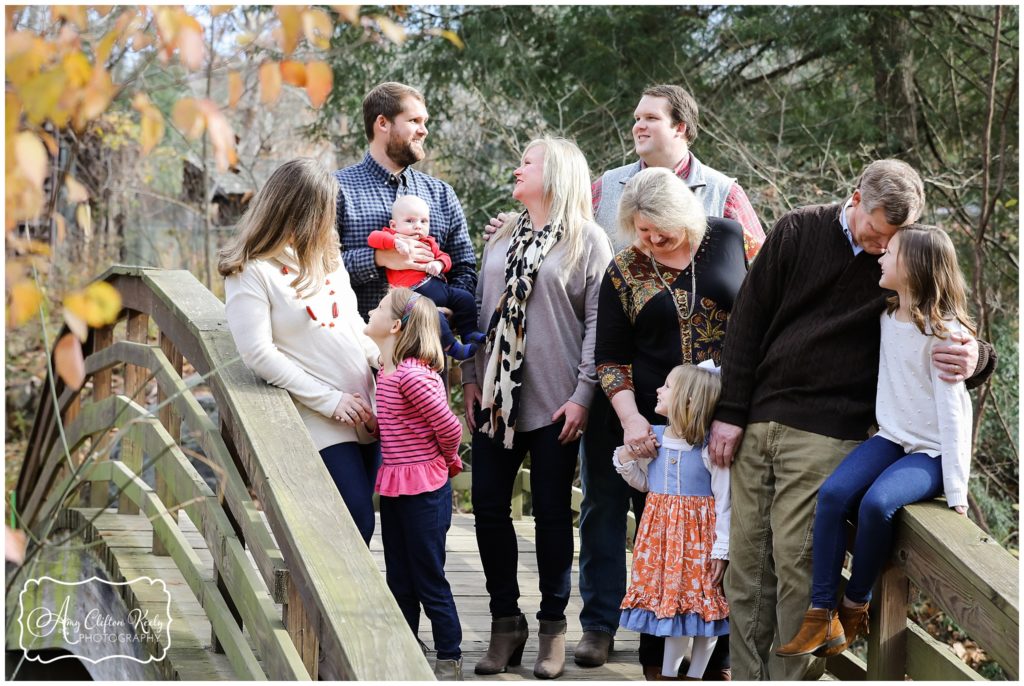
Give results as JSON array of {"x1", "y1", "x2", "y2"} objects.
[{"x1": 869, "y1": 9, "x2": 920, "y2": 162}]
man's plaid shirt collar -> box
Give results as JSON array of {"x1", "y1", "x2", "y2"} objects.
[{"x1": 357, "y1": 152, "x2": 410, "y2": 188}]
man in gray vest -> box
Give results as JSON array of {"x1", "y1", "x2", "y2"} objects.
[{"x1": 485, "y1": 84, "x2": 764, "y2": 678}]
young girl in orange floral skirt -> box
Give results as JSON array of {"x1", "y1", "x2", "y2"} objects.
[{"x1": 614, "y1": 361, "x2": 730, "y2": 680}]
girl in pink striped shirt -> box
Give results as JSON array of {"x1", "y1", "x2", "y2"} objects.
[{"x1": 365, "y1": 287, "x2": 465, "y2": 679}]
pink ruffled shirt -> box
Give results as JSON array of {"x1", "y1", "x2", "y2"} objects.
[{"x1": 374, "y1": 358, "x2": 463, "y2": 497}]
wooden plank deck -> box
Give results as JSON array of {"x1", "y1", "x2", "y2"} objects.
[{"x1": 369, "y1": 512, "x2": 644, "y2": 681}]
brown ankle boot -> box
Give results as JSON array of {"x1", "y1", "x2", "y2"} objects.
[
  {"x1": 474, "y1": 614, "x2": 528, "y2": 675},
  {"x1": 534, "y1": 618, "x2": 567, "y2": 679},
  {"x1": 776, "y1": 608, "x2": 845, "y2": 657},
  {"x1": 835, "y1": 601, "x2": 870, "y2": 652}
]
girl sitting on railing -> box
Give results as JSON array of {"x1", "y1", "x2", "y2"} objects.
[
  {"x1": 614, "y1": 361, "x2": 731, "y2": 680},
  {"x1": 777, "y1": 225, "x2": 975, "y2": 659},
  {"x1": 364, "y1": 287, "x2": 465, "y2": 680}
]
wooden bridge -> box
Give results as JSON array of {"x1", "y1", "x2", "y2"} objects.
[{"x1": 6, "y1": 267, "x2": 1019, "y2": 680}]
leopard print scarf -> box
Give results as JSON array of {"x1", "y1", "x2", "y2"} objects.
[{"x1": 480, "y1": 212, "x2": 565, "y2": 448}]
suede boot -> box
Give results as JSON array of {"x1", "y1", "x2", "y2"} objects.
[
  {"x1": 776, "y1": 607, "x2": 845, "y2": 657},
  {"x1": 474, "y1": 614, "x2": 528, "y2": 675},
  {"x1": 534, "y1": 618, "x2": 567, "y2": 679},
  {"x1": 434, "y1": 657, "x2": 463, "y2": 681},
  {"x1": 835, "y1": 601, "x2": 870, "y2": 653},
  {"x1": 573, "y1": 630, "x2": 614, "y2": 667}
]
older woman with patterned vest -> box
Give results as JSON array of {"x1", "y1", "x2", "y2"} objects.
[{"x1": 462, "y1": 137, "x2": 612, "y2": 680}]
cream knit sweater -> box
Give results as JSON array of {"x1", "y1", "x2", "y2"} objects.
[{"x1": 224, "y1": 249, "x2": 380, "y2": 450}]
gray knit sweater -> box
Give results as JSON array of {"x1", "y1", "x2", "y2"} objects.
[{"x1": 462, "y1": 220, "x2": 613, "y2": 432}]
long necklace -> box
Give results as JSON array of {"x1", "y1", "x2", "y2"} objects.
[{"x1": 648, "y1": 240, "x2": 697, "y2": 320}]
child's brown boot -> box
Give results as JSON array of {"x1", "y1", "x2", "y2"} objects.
[
  {"x1": 775, "y1": 608, "x2": 846, "y2": 657},
  {"x1": 835, "y1": 601, "x2": 870, "y2": 652}
]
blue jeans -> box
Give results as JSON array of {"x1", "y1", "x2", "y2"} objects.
[
  {"x1": 413, "y1": 277, "x2": 481, "y2": 350},
  {"x1": 578, "y1": 392, "x2": 646, "y2": 635},
  {"x1": 380, "y1": 481, "x2": 462, "y2": 660},
  {"x1": 472, "y1": 420, "x2": 579, "y2": 621},
  {"x1": 319, "y1": 441, "x2": 380, "y2": 545},
  {"x1": 811, "y1": 435, "x2": 944, "y2": 607}
]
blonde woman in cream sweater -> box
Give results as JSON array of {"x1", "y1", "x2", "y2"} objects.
[{"x1": 220, "y1": 158, "x2": 381, "y2": 544}]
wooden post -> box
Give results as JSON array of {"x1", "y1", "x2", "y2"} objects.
[
  {"x1": 866, "y1": 562, "x2": 910, "y2": 680},
  {"x1": 119, "y1": 310, "x2": 149, "y2": 514},
  {"x1": 284, "y1": 580, "x2": 320, "y2": 679},
  {"x1": 87, "y1": 325, "x2": 115, "y2": 508},
  {"x1": 153, "y1": 333, "x2": 183, "y2": 555}
]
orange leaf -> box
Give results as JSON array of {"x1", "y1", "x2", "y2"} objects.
[
  {"x1": 76, "y1": 66, "x2": 115, "y2": 126},
  {"x1": 227, "y1": 71, "x2": 243, "y2": 108},
  {"x1": 211, "y1": 5, "x2": 234, "y2": 17},
  {"x1": 5, "y1": 527, "x2": 26, "y2": 565},
  {"x1": 259, "y1": 61, "x2": 282, "y2": 104},
  {"x1": 7, "y1": 280, "x2": 43, "y2": 326},
  {"x1": 303, "y1": 8, "x2": 333, "y2": 50},
  {"x1": 172, "y1": 98, "x2": 205, "y2": 138},
  {"x1": 305, "y1": 61, "x2": 333, "y2": 109},
  {"x1": 177, "y1": 24, "x2": 205, "y2": 71},
  {"x1": 280, "y1": 60, "x2": 307, "y2": 87},
  {"x1": 52, "y1": 5, "x2": 87, "y2": 30},
  {"x1": 139, "y1": 108, "x2": 165, "y2": 154},
  {"x1": 53, "y1": 213, "x2": 67, "y2": 244},
  {"x1": 332, "y1": 5, "x2": 360, "y2": 24},
  {"x1": 54, "y1": 332, "x2": 86, "y2": 390},
  {"x1": 274, "y1": 6, "x2": 302, "y2": 55},
  {"x1": 14, "y1": 132, "x2": 49, "y2": 187},
  {"x1": 37, "y1": 130, "x2": 58, "y2": 156},
  {"x1": 199, "y1": 102, "x2": 238, "y2": 172},
  {"x1": 65, "y1": 175, "x2": 89, "y2": 203},
  {"x1": 76, "y1": 203, "x2": 93, "y2": 240},
  {"x1": 375, "y1": 15, "x2": 406, "y2": 44},
  {"x1": 96, "y1": 28, "x2": 120, "y2": 65}
]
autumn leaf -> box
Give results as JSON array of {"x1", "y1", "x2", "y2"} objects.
[
  {"x1": 228, "y1": 71, "x2": 243, "y2": 108},
  {"x1": 305, "y1": 61, "x2": 333, "y2": 109},
  {"x1": 21, "y1": 68, "x2": 68, "y2": 125},
  {"x1": 303, "y1": 8, "x2": 333, "y2": 50},
  {"x1": 280, "y1": 60, "x2": 307, "y2": 87},
  {"x1": 7, "y1": 280, "x2": 43, "y2": 326},
  {"x1": 172, "y1": 98, "x2": 205, "y2": 138},
  {"x1": 52, "y1": 5, "x2": 87, "y2": 30},
  {"x1": 133, "y1": 93, "x2": 165, "y2": 154},
  {"x1": 96, "y1": 28, "x2": 119, "y2": 65},
  {"x1": 274, "y1": 6, "x2": 303, "y2": 55},
  {"x1": 63, "y1": 280, "x2": 122, "y2": 329},
  {"x1": 62, "y1": 51, "x2": 92, "y2": 87},
  {"x1": 199, "y1": 102, "x2": 238, "y2": 171},
  {"x1": 76, "y1": 203, "x2": 93, "y2": 240},
  {"x1": 14, "y1": 132, "x2": 48, "y2": 187},
  {"x1": 55, "y1": 333, "x2": 86, "y2": 389},
  {"x1": 53, "y1": 213, "x2": 66, "y2": 244},
  {"x1": 65, "y1": 175, "x2": 89, "y2": 203},
  {"x1": 332, "y1": 5, "x2": 360, "y2": 24},
  {"x1": 375, "y1": 16, "x2": 406, "y2": 44},
  {"x1": 177, "y1": 19, "x2": 206, "y2": 71},
  {"x1": 5, "y1": 527, "x2": 26, "y2": 565},
  {"x1": 211, "y1": 5, "x2": 234, "y2": 17},
  {"x1": 425, "y1": 28, "x2": 465, "y2": 50},
  {"x1": 259, "y1": 61, "x2": 282, "y2": 104},
  {"x1": 75, "y1": 66, "x2": 115, "y2": 128}
]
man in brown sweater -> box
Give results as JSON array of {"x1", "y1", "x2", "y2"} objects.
[{"x1": 708, "y1": 159, "x2": 991, "y2": 680}]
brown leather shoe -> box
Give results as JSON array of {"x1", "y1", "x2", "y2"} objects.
[
  {"x1": 574, "y1": 630, "x2": 614, "y2": 667},
  {"x1": 474, "y1": 614, "x2": 528, "y2": 675},
  {"x1": 776, "y1": 608, "x2": 846, "y2": 657},
  {"x1": 534, "y1": 618, "x2": 567, "y2": 679},
  {"x1": 704, "y1": 667, "x2": 731, "y2": 681},
  {"x1": 835, "y1": 601, "x2": 870, "y2": 652}
]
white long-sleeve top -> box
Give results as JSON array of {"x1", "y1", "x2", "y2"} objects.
[
  {"x1": 223, "y1": 249, "x2": 380, "y2": 450},
  {"x1": 612, "y1": 433, "x2": 731, "y2": 560},
  {"x1": 875, "y1": 313, "x2": 973, "y2": 509}
]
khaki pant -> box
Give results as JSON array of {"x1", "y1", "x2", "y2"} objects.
[{"x1": 724, "y1": 422, "x2": 861, "y2": 680}]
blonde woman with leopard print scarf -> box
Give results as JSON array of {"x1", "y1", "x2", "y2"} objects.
[{"x1": 461, "y1": 138, "x2": 612, "y2": 679}]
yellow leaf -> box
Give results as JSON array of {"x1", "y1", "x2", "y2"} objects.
[
  {"x1": 305, "y1": 61, "x2": 333, "y2": 109},
  {"x1": 211, "y1": 5, "x2": 233, "y2": 17},
  {"x1": 5, "y1": 33, "x2": 50, "y2": 88},
  {"x1": 75, "y1": 66, "x2": 114, "y2": 127},
  {"x1": 76, "y1": 203, "x2": 93, "y2": 240},
  {"x1": 139, "y1": 108, "x2": 165, "y2": 154},
  {"x1": 5, "y1": 175, "x2": 45, "y2": 228},
  {"x1": 274, "y1": 6, "x2": 302, "y2": 55},
  {"x1": 303, "y1": 8, "x2": 333, "y2": 50},
  {"x1": 375, "y1": 16, "x2": 406, "y2": 44},
  {"x1": 235, "y1": 32, "x2": 256, "y2": 48},
  {"x1": 63, "y1": 51, "x2": 92, "y2": 87},
  {"x1": 7, "y1": 280, "x2": 43, "y2": 326},
  {"x1": 21, "y1": 69, "x2": 68, "y2": 125},
  {"x1": 14, "y1": 132, "x2": 49, "y2": 187},
  {"x1": 280, "y1": 60, "x2": 307, "y2": 87},
  {"x1": 37, "y1": 130, "x2": 58, "y2": 156},
  {"x1": 259, "y1": 61, "x2": 282, "y2": 104},
  {"x1": 65, "y1": 175, "x2": 89, "y2": 203},
  {"x1": 96, "y1": 28, "x2": 119, "y2": 65},
  {"x1": 63, "y1": 281, "x2": 121, "y2": 329},
  {"x1": 172, "y1": 98, "x2": 205, "y2": 138},
  {"x1": 332, "y1": 5, "x2": 360, "y2": 24},
  {"x1": 428, "y1": 28, "x2": 464, "y2": 50},
  {"x1": 228, "y1": 71, "x2": 243, "y2": 108},
  {"x1": 6, "y1": 92, "x2": 21, "y2": 143},
  {"x1": 54, "y1": 333, "x2": 86, "y2": 389}
]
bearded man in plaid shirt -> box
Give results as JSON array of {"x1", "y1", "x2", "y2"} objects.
[{"x1": 335, "y1": 82, "x2": 476, "y2": 320}]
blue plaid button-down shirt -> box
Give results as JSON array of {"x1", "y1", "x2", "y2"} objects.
[{"x1": 334, "y1": 153, "x2": 477, "y2": 319}]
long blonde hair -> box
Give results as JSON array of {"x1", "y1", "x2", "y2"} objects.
[
  {"x1": 663, "y1": 364, "x2": 721, "y2": 446},
  {"x1": 885, "y1": 224, "x2": 975, "y2": 339},
  {"x1": 217, "y1": 158, "x2": 340, "y2": 296},
  {"x1": 386, "y1": 287, "x2": 445, "y2": 372},
  {"x1": 618, "y1": 167, "x2": 706, "y2": 251},
  {"x1": 488, "y1": 137, "x2": 592, "y2": 271}
]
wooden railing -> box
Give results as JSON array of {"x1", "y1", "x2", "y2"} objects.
[
  {"x1": 454, "y1": 468, "x2": 1018, "y2": 680},
  {"x1": 13, "y1": 266, "x2": 432, "y2": 680}
]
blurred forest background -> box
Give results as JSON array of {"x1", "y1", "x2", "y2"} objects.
[{"x1": 5, "y1": 5, "x2": 1019, "y2": 675}]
